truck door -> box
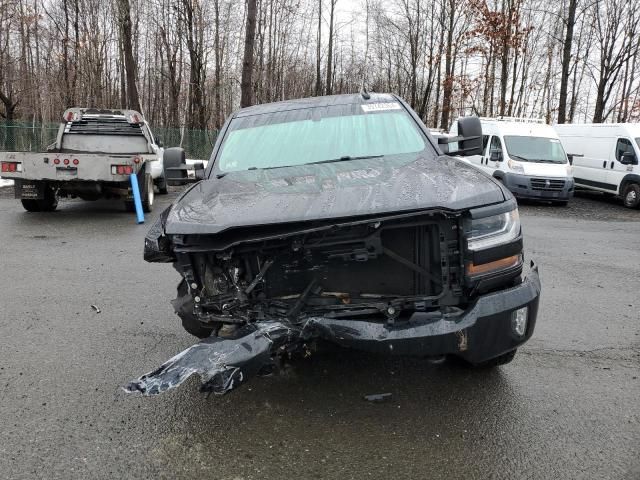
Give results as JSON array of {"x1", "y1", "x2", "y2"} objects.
[{"x1": 609, "y1": 138, "x2": 638, "y2": 193}]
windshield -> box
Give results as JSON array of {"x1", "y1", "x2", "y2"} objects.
[
  {"x1": 216, "y1": 104, "x2": 428, "y2": 172},
  {"x1": 503, "y1": 136, "x2": 567, "y2": 164}
]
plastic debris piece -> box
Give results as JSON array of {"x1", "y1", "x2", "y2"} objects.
[
  {"x1": 363, "y1": 392, "x2": 392, "y2": 402},
  {"x1": 124, "y1": 321, "x2": 299, "y2": 396},
  {"x1": 91, "y1": 305, "x2": 101, "y2": 313}
]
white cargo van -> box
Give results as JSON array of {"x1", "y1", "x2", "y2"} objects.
[
  {"x1": 450, "y1": 117, "x2": 574, "y2": 204},
  {"x1": 554, "y1": 123, "x2": 640, "y2": 208}
]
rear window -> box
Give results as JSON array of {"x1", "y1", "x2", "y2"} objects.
[
  {"x1": 217, "y1": 104, "x2": 428, "y2": 172},
  {"x1": 60, "y1": 117, "x2": 149, "y2": 154}
]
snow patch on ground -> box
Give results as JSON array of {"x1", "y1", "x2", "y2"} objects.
[{"x1": 0, "y1": 179, "x2": 14, "y2": 188}]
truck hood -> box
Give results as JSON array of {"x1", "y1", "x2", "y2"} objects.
[{"x1": 165, "y1": 155, "x2": 506, "y2": 235}]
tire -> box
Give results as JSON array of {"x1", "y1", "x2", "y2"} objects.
[
  {"x1": 123, "y1": 171, "x2": 154, "y2": 213},
  {"x1": 173, "y1": 279, "x2": 217, "y2": 338},
  {"x1": 622, "y1": 183, "x2": 640, "y2": 209},
  {"x1": 157, "y1": 175, "x2": 168, "y2": 195},
  {"x1": 470, "y1": 349, "x2": 517, "y2": 369},
  {"x1": 21, "y1": 199, "x2": 42, "y2": 212},
  {"x1": 141, "y1": 173, "x2": 154, "y2": 213},
  {"x1": 163, "y1": 147, "x2": 188, "y2": 186},
  {"x1": 21, "y1": 184, "x2": 58, "y2": 212}
]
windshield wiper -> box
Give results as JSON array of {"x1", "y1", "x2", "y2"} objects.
[
  {"x1": 240, "y1": 154, "x2": 385, "y2": 172},
  {"x1": 216, "y1": 155, "x2": 387, "y2": 178},
  {"x1": 509, "y1": 154, "x2": 531, "y2": 162},
  {"x1": 306, "y1": 154, "x2": 384, "y2": 166}
]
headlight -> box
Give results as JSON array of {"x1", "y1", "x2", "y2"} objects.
[
  {"x1": 467, "y1": 209, "x2": 520, "y2": 251},
  {"x1": 508, "y1": 158, "x2": 525, "y2": 173}
]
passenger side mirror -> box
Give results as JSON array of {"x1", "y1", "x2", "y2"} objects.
[
  {"x1": 438, "y1": 117, "x2": 483, "y2": 157},
  {"x1": 620, "y1": 151, "x2": 637, "y2": 165},
  {"x1": 490, "y1": 150, "x2": 502, "y2": 162},
  {"x1": 156, "y1": 137, "x2": 163, "y2": 148}
]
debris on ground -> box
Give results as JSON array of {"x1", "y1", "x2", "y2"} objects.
[
  {"x1": 91, "y1": 305, "x2": 101, "y2": 313},
  {"x1": 363, "y1": 392, "x2": 392, "y2": 402}
]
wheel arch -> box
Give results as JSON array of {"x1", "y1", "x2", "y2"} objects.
[{"x1": 620, "y1": 173, "x2": 640, "y2": 194}]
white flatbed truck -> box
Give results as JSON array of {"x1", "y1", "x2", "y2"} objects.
[{"x1": 0, "y1": 108, "x2": 175, "y2": 212}]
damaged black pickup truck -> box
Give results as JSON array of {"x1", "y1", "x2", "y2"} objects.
[{"x1": 127, "y1": 93, "x2": 540, "y2": 396}]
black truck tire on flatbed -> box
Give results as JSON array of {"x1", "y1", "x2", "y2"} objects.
[{"x1": 21, "y1": 184, "x2": 58, "y2": 212}]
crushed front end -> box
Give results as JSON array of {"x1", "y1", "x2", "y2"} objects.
[{"x1": 131, "y1": 201, "x2": 540, "y2": 395}]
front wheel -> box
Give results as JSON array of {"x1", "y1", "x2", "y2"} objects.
[
  {"x1": 622, "y1": 183, "x2": 640, "y2": 209},
  {"x1": 173, "y1": 280, "x2": 217, "y2": 338}
]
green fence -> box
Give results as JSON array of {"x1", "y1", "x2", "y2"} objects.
[
  {"x1": 0, "y1": 122, "x2": 217, "y2": 160},
  {"x1": 152, "y1": 127, "x2": 217, "y2": 160}
]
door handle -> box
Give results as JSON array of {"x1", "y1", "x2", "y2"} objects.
[
  {"x1": 610, "y1": 161, "x2": 614, "y2": 169},
  {"x1": 602, "y1": 161, "x2": 607, "y2": 168}
]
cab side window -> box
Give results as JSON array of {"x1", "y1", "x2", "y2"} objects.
[
  {"x1": 615, "y1": 138, "x2": 634, "y2": 161},
  {"x1": 482, "y1": 135, "x2": 489, "y2": 155},
  {"x1": 489, "y1": 136, "x2": 503, "y2": 161}
]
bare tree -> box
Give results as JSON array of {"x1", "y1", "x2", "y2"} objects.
[{"x1": 240, "y1": 0, "x2": 257, "y2": 108}]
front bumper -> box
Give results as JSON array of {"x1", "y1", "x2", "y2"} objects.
[
  {"x1": 310, "y1": 264, "x2": 541, "y2": 365},
  {"x1": 126, "y1": 265, "x2": 541, "y2": 396},
  {"x1": 503, "y1": 172, "x2": 574, "y2": 201}
]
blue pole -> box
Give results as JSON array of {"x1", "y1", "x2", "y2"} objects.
[{"x1": 129, "y1": 173, "x2": 145, "y2": 224}]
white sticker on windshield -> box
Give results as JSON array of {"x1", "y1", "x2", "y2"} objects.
[{"x1": 361, "y1": 102, "x2": 402, "y2": 112}]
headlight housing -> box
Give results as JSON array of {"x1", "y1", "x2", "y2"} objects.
[
  {"x1": 508, "y1": 158, "x2": 525, "y2": 173},
  {"x1": 467, "y1": 209, "x2": 520, "y2": 251}
]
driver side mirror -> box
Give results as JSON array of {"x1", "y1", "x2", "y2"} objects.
[
  {"x1": 490, "y1": 150, "x2": 502, "y2": 162},
  {"x1": 620, "y1": 151, "x2": 637, "y2": 165},
  {"x1": 156, "y1": 137, "x2": 164, "y2": 148}
]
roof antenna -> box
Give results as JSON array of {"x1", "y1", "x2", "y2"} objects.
[{"x1": 360, "y1": 79, "x2": 371, "y2": 100}]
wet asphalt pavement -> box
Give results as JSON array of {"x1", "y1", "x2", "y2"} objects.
[{"x1": 0, "y1": 188, "x2": 639, "y2": 480}]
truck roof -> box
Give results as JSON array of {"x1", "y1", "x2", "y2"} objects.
[
  {"x1": 62, "y1": 108, "x2": 145, "y2": 124},
  {"x1": 476, "y1": 118, "x2": 558, "y2": 138},
  {"x1": 234, "y1": 93, "x2": 399, "y2": 118}
]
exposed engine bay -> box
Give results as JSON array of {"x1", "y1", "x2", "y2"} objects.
[{"x1": 170, "y1": 210, "x2": 466, "y2": 335}]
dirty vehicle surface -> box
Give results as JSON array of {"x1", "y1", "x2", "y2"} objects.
[
  {"x1": 130, "y1": 93, "x2": 541, "y2": 395},
  {"x1": 0, "y1": 108, "x2": 168, "y2": 212}
]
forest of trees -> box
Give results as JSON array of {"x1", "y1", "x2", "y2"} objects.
[{"x1": 0, "y1": 0, "x2": 639, "y2": 131}]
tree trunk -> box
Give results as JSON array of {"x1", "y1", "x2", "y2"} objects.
[
  {"x1": 118, "y1": 0, "x2": 141, "y2": 112},
  {"x1": 557, "y1": 0, "x2": 577, "y2": 124},
  {"x1": 240, "y1": 0, "x2": 257, "y2": 108},
  {"x1": 315, "y1": 0, "x2": 322, "y2": 96},
  {"x1": 325, "y1": 0, "x2": 336, "y2": 96},
  {"x1": 440, "y1": 0, "x2": 455, "y2": 129}
]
